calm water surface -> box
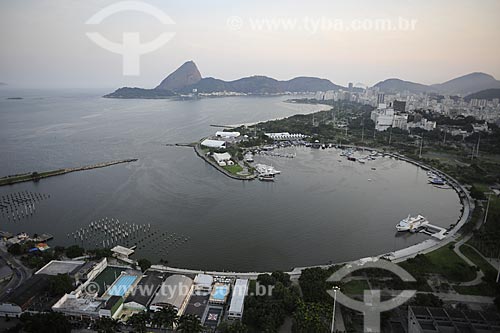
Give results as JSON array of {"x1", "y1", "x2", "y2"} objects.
[{"x1": 0, "y1": 89, "x2": 461, "y2": 271}]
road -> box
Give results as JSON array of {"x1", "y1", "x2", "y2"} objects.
[{"x1": 0, "y1": 243, "x2": 32, "y2": 299}]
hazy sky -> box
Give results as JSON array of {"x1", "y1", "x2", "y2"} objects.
[{"x1": 1, "y1": 0, "x2": 499, "y2": 89}]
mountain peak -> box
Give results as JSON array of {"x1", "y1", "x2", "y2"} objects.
[
  {"x1": 432, "y1": 72, "x2": 500, "y2": 95},
  {"x1": 155, "y1": 61, "x2": 202, "y2": 91}
]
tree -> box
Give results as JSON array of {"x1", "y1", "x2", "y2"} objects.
[
  {"x1": 20, "y1": 312, "x2": 71, "y2": 333},
  {"x1": 151, "y1": 304, "x2": 178, "y2": 330},
  {"x1": 65, "y1": 245, "x2": 84, "y2": 258},
  {"x1": 138, "y1": 258, "x2": 152, "y2": 272},
  {"x1": 292, "y1": 300, "x2": 330, "y2": 333},
  {"x1": 48, "y1": 274, "x2": 74, "y2": 296},
  {"x1": 218, "y1": 320, "x2": 248, "y2": 333},
  {"x1": 7, "y1": 243, "x2": 23, "y2": 255},
  {"x1": 94, "y1": 317, "x2": 119, "y2": 333},
  {"x1": 177, "y1": 314, "x2": 204, "y2": 333},
  {"x1": 128, "y1": 312, "x2": 149, "y2": 333}
]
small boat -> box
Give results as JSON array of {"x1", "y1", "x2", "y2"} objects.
[
  {"x1": 429, "y1": 177, "x2": 446, "y2": 186},
  {"x1": 258, "y1": 174, "x2": 275, "y2": 182}
]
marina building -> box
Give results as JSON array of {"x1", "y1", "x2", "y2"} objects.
[
  {"x1": 215, "y1": 131, "x2": 240, "y2": 138},
  {"x1": 212, "y1": 152, "x2": 234, "y2": 167},
  {"x1": 265, "y1": 132, "x2": 307, "y2": 140},
  {"x1": 201, "y1": 139, "x2": 227, "y2": 149},
  {"x1": 149, "y1": 274, "x2": 194, "y2": 315},
  {"x1": 227, "y1": 279, "x2": 248, "y2": 320},
  {"x1": 111, "y1": 245, "x2": 135, "y2": 264}
]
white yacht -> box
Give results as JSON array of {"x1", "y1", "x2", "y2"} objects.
[{"x1": 396, "y1": 214, "x2": 429, "y2": 232}]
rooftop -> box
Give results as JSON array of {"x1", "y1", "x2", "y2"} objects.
[
  {"x1": 35, "y1": 260, "x2": 85, "y2": 276},
  {"x1": 228, "y1": 279, "x2": 248, "y2": 314},
  {"x1": 150, "y1": 274, "x2": 193, "y2": 310},
  {"x1": 111, "y1": 245, "x2": 134, "y2": 257},
  {"x1": 52, "y1": 294, "x2": 103, "y2": 316},
  {"x1": 125, "y1": 270, "x2": 166, "y2": 307}
]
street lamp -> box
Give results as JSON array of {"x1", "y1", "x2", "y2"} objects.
[
  {"x1": 483, "y1": 192, "x2": 493, "y2": 225},
  {"x1": 331, "y1": 286, "x2": 340, "y2": 333}
]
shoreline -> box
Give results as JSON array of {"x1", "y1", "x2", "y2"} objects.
[
  {"x1": 193, "y1": 142, "x2": 257, "y2": 181},
  {"x1": 176, "y1": 145, "x2": 472, "y2": 278}
]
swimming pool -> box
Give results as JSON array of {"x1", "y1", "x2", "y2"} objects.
[
  {"x1": 211, "y1": 285, "x2": 229, "y2": 301},
  {"x1": 107, "y1": 275, "x2": 138, "y2": 296}
]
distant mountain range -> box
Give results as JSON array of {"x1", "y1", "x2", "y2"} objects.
[
  {"x1": 374, "y1": 72, "x2": 500, "y2": 95},
  {"x1": 105, "y1": 61, "x2": 500, "y2": 98},
  {"x1": 105, "y1": 61, "x2": 344, "y2": 98},
  {"x1": 464, "y1": 88, "x2": 500, "y2": 101}
]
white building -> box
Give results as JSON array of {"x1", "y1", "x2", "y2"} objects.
[
  {"x1": 392, "y1": 114, "x2": 408, "y2": 131},
  {"x1": 228, "y1": 279, "x2": 249, "y2": 320},
  {"x1": 371, "y1": 105, "x2": 395, "y2": 131},
  {"x1": 408, "y1": 118, "x2": 437, "y2": 131},
  {"x1": 265, "y1": 132, "x2": 307, "y2": 140},
  {"x1": 193, "y1": 274, "x2": 213, "y2": 294},
  {"x1": 111, "y1": 245, "x2": 135, "y2": 263},
  {"x1": 201, "y1": 139, "x2": 226, "y2": 149},
  {"x1": 212, "y1": 152, "x2": 234, "y2": 167},
  {"x1": 215, "y1": 131, "x2": 240, "y2": 138}
]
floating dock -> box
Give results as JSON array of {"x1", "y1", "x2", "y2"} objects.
[{"x1": 419, "y1": 224, "x2": 448, "y2": 240}]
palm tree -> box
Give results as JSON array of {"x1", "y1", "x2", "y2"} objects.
[
  {"x1": 176, "y1": 314, "x2": 204, "y2": 333},
  {"x1": 152, "y1": 305, "x2": 178, "y2": 331},
  {"x1": 128, "y1": 312, "x2": 149, "y2": 333}
]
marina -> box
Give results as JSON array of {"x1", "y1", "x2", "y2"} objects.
[
  {"x1": 0, "y1": 94, "x2": 463, "y2": 271},
  {"x1": 69, "y1": 217, "x2": 192, "y2": 258},
  {"x1": 0, "y1": 191, "x2": 50, "y2": 221}
]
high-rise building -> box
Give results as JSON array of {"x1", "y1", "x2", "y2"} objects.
[
  {"x1": 377, "y1": 93, "x2": 385, "y2": 105},
  {"x1": 348, "y1": 82, "x2": 353, "y2": 92}
]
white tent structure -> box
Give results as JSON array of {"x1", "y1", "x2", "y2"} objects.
[{"x1": 201, "y1": 139, "x2": 226, "y2": 149}]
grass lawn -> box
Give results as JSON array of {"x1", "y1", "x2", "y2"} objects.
[
  {"x1": 400, "y1": 244, "x2": 476, "y2": 283},
  {"x1": 341, "y1": 280, "x2": 369, "y2": 295},
  {"x1": 453, "y1": 283, "x2": 493, "y2": 296},
  {"x1": 223, "y1": 164, "x2": 243, "y2": 174},
  {"x1": 425, "y1": 245, "x2": 476, "y2": 282},
  {"x1": 461, "y1": 244, "x2": 497, "y2": 276},
  {"x1": 472, "y1": 183, "x2": 490, "y2": 193}
]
